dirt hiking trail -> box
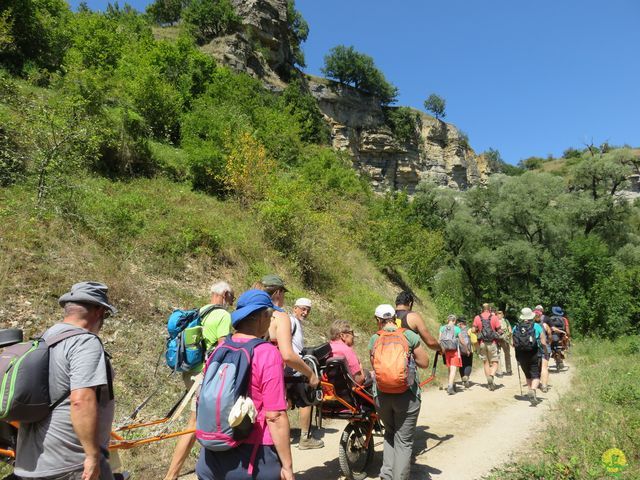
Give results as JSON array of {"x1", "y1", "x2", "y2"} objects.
[
  {"x1": 180, "y1": 352, "x2": 574, "y2": 480},
  {"x1": 293, "y1": 352, "x2": 574, "y2": 480}
]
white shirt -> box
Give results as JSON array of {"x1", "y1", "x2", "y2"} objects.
[{"x1": 289, "y1": 314, "x2": 304, "y2": 355}]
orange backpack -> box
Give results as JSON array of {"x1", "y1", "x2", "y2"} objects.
[{"x1": 372, "y1": 328, "x2": 413, "y2": 394}]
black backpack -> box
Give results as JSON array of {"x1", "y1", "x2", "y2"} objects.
[
  {"x1": 549, "y1": 315, "x2": 565, "y2": 331},
  {"x1": 513, "y1": 322, "x2": 537, "y2": 352},
  {"x1": 478, "y1": 313, "x2": 499, "y2": 342}
]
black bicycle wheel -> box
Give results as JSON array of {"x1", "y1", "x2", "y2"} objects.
[
  {"x1": 0, "y1": 329, "x2": 23, "y2": 348},
  {"x1": 338, "y1": 422, "x2": 374, "y2": 480}
]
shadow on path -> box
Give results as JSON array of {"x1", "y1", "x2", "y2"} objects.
[{"x1": 413, "y1": 425, "x2": 454, "y2": 456}]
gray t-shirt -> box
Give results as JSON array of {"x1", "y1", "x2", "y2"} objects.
[{"x1": 14, "y1": 323, "x2": 115, "y2": 479}]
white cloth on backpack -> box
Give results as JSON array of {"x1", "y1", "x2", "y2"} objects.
[{"x1": 228, "y1": 396, "x2": 257, "y2": 427}]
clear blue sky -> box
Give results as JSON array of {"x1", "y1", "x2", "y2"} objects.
[{"x1": 71, "y1": 0, "x2": 640, "y2": 164}]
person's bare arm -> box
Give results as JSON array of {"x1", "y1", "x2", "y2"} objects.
[
  {"x1": 408, "y1": 312, "x2": 440, "y2": 351},
  {"x1": 70, "y1": 387, "x2": 101, "y2": 480},
  {"x1": 413, "y1": 344, "x2": 429, "y2": 369},
  {"x1": 273, "y1": 311, "x2": 318, "y2": 388},
  {"x1": 266, "y1": 410, "x2": 295, "y2": 480},
  {"x1": 540, "y1": 329, "x2": 548, "y2": 347}
]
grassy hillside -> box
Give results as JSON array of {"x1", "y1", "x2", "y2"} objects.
[{"x1": 0, "y1": 175, "x2": 437, "y2": 477}]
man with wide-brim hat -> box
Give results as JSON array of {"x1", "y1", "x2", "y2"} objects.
[
  {"x1": 15, "y1": 281, "x2": 116, "y2": 480},
  {"x1": 513, "y1": 307, "x2": 547, "y2": 406}
]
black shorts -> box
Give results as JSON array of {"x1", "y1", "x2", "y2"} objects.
[
  {"x1": 516, "y1": 350, "x2": 541, "y2": 380},
  {"x1": 284, "y1": 367, "x2": 309, "y2": 408}
]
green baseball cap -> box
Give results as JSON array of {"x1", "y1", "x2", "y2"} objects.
[{"x1": 261, "y1": 274, "x2": 288, "y2": 292}]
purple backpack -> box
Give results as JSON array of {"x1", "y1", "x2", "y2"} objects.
[{"x1": 195, "y1": 335, "x2": 266, "y2": 451}]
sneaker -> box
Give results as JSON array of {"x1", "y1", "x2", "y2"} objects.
[
  {"x1": 540, "y1": 385, "x2": 548, "y2": 393},
  {"x1": 462, "y1": 376, "x2": 471, "y2": 389},
  {"x1": 527, "y1": 389, "x2": 540, "y2": 406},
  {"x1": 487, "y1": 376, "x2": 495, "y2": 391},
  {"x1": 447, "y1": 385, "x2": 455, "y2": 395},
  {"x1": 298, "y1": 436, "x2": 324, "y2": 450}
]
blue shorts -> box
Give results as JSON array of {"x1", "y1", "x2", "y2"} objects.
[{"x1": 196, "y1": 444, "x2": 281, "y2": 480}]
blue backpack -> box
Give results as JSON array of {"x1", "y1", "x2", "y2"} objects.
[
  {"x1": 165, "y1": 305, "x2": 222, "y2": 372},
  {"x1": 196, "y1": 335, "x2": 266, "y2": 451}
]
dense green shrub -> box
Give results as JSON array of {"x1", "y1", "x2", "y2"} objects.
[
  {"x1": 0, "y1": 0, "x2": 71, "y2": 73},
  {"x1": 384, "y1": 107, "x2": 422, "y2": 145},
  {"x1": 281, "y1": 79, "x2": 330, "y2": 145},
  {"x1": 93, "y1": 108, "x2": 156, "y2": 178}
]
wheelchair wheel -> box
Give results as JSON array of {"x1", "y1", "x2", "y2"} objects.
[{"x1": 338, "y1": 422, "x2": 374, "y2": 480}]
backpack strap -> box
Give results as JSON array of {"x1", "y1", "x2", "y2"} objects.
[
  {"x1": 44, "y1": 328, "x2": 113, "y2": 409},
  {"x1": 44, "y1": 328, "x2": 95, "y2": 346},
  {"x1": 199, "y1": 304, "x2": 225, "y2": 325}
]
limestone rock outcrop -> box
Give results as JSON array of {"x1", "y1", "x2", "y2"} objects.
[
  {"x1": 308, "y1": 78, "x2": 490, "y2": 193},
  {"x1": 201, "y1": 0, "x2": 291, "y2": 89}
]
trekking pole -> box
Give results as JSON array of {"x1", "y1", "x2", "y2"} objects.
[
  {"x1": 516, "y1": 360, "x2": 523, "y2": 396},
  {"x1": 419, "y1": 351, "x2": 440, "y2": 388}
]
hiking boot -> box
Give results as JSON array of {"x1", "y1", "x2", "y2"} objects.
[
  {"x1": 298, "y1": 436, "x2": 324, "y2": 450},
  {"x1": 487, "y1": 376, "x2": 495, "y2": 391},
  {"x1": 540, "y1": 384, "x2": 548, "y2": 393},
  {"x1": 447, "y1": 384, "x2": 455, "y2": 395},
  {"x1": 462, "y1": 376, "x2": 471, "y2": 389}
]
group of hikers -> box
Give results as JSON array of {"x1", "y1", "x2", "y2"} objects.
[
  {"x1": 4, "y1": 277, "x2": 570, "y2": 480},
  {"x1": 439, "y1": 303, "x2": 570, "y2": 405}
]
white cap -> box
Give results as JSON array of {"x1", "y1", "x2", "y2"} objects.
[
  {"x1": 294, "y1": 297, "x2": 312, "y2": 308},
  {"x1": 534, "y1": 304, "x2": 544, "y2": 312},
  {"x1": 375, "y1": 304, "x2": 396, "y2": 320}
]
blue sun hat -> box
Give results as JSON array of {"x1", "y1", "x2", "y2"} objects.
[
  {"x1": 231, "y1": 289, "x2": 283, "y2": 327},
  {"x1": 551, "y1": 306, "x2": 564, "y2": 316}
]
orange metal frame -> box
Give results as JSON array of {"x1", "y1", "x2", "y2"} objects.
[
  {"x1": 1, "y1": 417, "x2": 196, "y2": 461},
  {"x1": 319, "y1": 379, "x2": 379, "y2": 449}
]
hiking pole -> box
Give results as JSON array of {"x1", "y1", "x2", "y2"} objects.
[
  {"x1": 419, "y1": 351, "x2": 440, "y2": 388},
  {"x1": 516, "y1": 360, "x2": 523, "y2": 396}
]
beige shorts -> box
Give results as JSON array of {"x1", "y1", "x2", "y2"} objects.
[
  {"x1": 182, "y1": 371, "x2": 203, "y2": 412},
  {"x1": 478, "y1": 342, "x2": 499, "y2": 363}
]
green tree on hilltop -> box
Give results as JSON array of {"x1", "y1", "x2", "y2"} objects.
[
  {"x1": 146, "y1": 0, "x2": 184, "y2": 25},
  {"x1": 424, "y1": 93, "x2": 446, "y2": 120},
  {"x1": 322, "y1": 45, "x2": 398, "y2": 105},
  {"x1": 183, "y1": 0, "x2": 240, "y2": 45}
]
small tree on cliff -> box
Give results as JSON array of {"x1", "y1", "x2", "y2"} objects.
[
  {"x1": 183, "y1": 0, "x2": 240, "y2": 45},
  {"x1": 424, "y1": 93, "x2": 446, "y2": 120},
  {"x1": 286, "y1": 0, "x2": 308, "y2": 69},
  {"x1": 322, "y1": 45, "x2": 398, "y2": 105}
]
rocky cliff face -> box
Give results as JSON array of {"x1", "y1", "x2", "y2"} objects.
[
  {"x1": 204, "y1": 0, "x2": 491, "y2": 192},
  {"x1": 201, "y1": 0, "x2": 291, "y2": 89},
  {"x1": 308, "y1": 78, "x2": 490, "y2": 193}
]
